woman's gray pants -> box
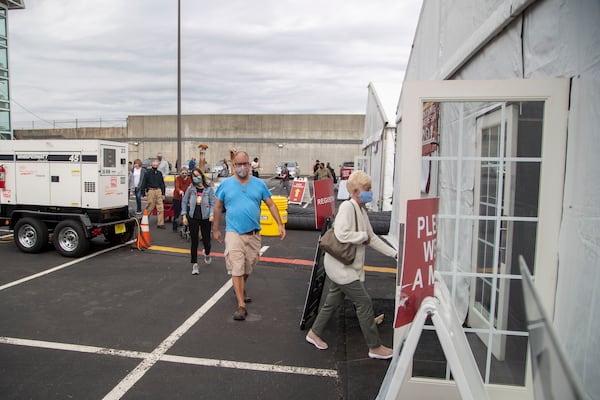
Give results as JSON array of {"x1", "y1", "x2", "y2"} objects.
[{"x1": 311, "y1": 277, "x2": 381, "y2": 349}]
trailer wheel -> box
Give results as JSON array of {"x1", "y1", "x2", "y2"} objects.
[
  {"x1": 53, "y1": 220, "x2": 90, "y2": 257},
  {"x1": 14, "y1": 217, "x2": 49, "y2": 253}
]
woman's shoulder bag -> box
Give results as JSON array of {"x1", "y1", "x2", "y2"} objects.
[{"x1": 319, "y1": 202, "x2": 358, "y2": 265}]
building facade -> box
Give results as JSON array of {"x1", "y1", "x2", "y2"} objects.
[{"x1": 0, "y1": 0, "x2": 25, "y2": 140}]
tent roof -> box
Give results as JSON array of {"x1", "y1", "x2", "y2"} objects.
[{"x1": 369, "y1": 81, "x2": 400, "y2": 128}]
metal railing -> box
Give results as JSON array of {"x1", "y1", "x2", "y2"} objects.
[{"x1": 12, "y1": 117, "x2": 127, "y2": 130}]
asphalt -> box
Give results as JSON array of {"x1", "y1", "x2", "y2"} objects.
[{"x1": 0, "y1": 196, "x2": 398, "y2": 399}]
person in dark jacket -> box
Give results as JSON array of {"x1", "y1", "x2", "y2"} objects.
[
  {"x1": 140, "y1": 159, "x2": 166, "y2": 229},
  {"x1": 326, "y1": 162, "x2": 337, "y2": 184}
]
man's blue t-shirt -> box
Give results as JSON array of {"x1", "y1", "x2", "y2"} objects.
[{"x1": 215, "y1": 176, "x2": 272, "y2": 234}]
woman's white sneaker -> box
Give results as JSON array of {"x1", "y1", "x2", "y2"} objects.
[
  {"x1": 368, "y1": 345, "x2": 393, "y2": 360},
  {"x1": 305, "y1": 329, "x2": 328, "y2": 350},
  {"x1": 192, "y1": 263, "x2": 199, "y2": 275}
]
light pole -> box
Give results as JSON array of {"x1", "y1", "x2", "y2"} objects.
[{"x1": 176, "y1": 0, "x2": 182, "y2": 171}]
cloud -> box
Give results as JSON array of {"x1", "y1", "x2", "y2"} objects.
[{"x1": 8, "y1": 0, "x2": 421, "y2": 127}]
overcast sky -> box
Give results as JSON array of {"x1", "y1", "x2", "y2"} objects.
[{"x1": 8, "y1": 0, "x2": 421, "y2": 129}]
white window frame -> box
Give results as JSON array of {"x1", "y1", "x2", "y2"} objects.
[{"x1": 393, "y1": 79, "x2": 569, "y2": 400}]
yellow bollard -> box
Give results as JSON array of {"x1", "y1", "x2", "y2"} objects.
[{"x1": 260, "y1": 196, "x2": 288, "y2": 236}]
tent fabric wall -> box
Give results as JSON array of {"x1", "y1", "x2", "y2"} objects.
[
  {"x1": 392, "y1": 0, "x2": 600, "y2": 397},
  {"x1": 363, "y1": 82, "x2": 399, "y2": 212}
]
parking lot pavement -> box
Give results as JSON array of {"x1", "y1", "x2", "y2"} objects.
[{"x1": 0, "y1": 215, "x2": 397, "y2": 399}]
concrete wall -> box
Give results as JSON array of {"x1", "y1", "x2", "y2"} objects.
[
  {"x1": 127, "y1": 114, "x2": 364, "y2": 176},
  {"x1": 15, "y1": 114, "x2": 365, "y2": 177}
]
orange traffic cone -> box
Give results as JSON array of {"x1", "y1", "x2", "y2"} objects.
[{"x1": 136, "y1": 210, "x2": 152, "y2": 250}]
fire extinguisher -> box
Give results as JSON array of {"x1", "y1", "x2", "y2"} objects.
[{"x1": 0, "y1": 164, "x2": 5, "y2": 189}]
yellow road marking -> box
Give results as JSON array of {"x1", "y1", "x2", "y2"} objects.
[
  {"x1": 364, "y1": 266, "x2": 396, "y2": 274},
  {"x1": 147, "y1": 244, "x2": 396, "y2": 274}
]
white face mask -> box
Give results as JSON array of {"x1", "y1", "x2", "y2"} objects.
[{"x1": 235, "y1": 166, "x2": 248, "y2": 178}]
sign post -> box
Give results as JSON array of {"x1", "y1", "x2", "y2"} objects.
[
  {"x1": 378, "y1": 273, "x2": 490, "y2": 400},
  {"x1": 394, "y1": 197, "x2": 439, "y2": 328},
  {"x1": 313, "y1": 178, "x2": 335, "y2": 229},
  {"x1": 379, "y1": 197, "x2": 489, "y2": 400}
]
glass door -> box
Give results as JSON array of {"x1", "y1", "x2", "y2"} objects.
[
  {"x1": 390, "y1": 79, "x2": 569, "y2": 400},
  {"x1": 468, "y1": 104, "x2": 519, "y2": 361}
]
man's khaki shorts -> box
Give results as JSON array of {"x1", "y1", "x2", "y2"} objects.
[{"x1": 224, "y1": 231, "x2": 261, "y2": 276}]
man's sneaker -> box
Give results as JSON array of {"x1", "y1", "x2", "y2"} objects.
[
  {"x1": 204, "y1": 255, "x2": 212, "y2": 264},
  {"x1": 233, "y1": 306, "x2": 247, "y2": 321},
  {"x1": 192, "y1": 263, "x2": 199, "y2": 275},
  {"x1": 244, "y1": 291, "x2": 252, "y2": 303},
  {"x1": 232, "y1": 290, "x2": 252, "y2": 303}
]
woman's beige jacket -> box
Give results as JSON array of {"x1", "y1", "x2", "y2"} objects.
[{"x1": 324, "y1": 199, "x2": 396, "y2": 285}]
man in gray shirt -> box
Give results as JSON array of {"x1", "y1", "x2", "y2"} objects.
[{"x1": 157, "y1": 152, "x2": 170, "y2": 176}]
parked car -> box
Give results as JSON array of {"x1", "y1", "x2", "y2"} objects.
[
  {"x1": 339, "y1": 161, "x2": 354, "y2": 180},
  {"x1": 142, "y1": 157, "x2": 172, "y2": 173},
  {"x1": 212, "y1": 159, "x2": 231, "y2": 177},
  {"x1": 275, "y1": 161, "x2": 300, "y2": 179},
  {"x1": 142, "y1": 158, "x2": 157, "y2": 170}
]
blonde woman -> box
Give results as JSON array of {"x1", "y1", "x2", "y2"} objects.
[{"x1": 306, "y1": 171, "x2": 397, "y2": 359}]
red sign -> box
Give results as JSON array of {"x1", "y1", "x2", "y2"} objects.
[
  {"x1": 340, "y1": 167, "x2": 353, "y2": 180},
  {"x1": 422, "y1": 102, "x2": 439, "y2": 156},
  {"x1": 313, "y1": 178, "x2": 335, "y2": 229},
  {"x1": 288, "y1": 179, "x2": 307, "y2": 204},
  {"x1": 394, "y1": 197, "x2": 439, "y2": 328}
]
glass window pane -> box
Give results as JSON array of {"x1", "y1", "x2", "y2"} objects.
[
  {"x1": 0, "y1": 48, "x2": 7, "y2": 69},
  {"x1": 0, "y1": 110, "x2": 9, "y2": 131},
  {"x1": 424, "y1": 101, "x2": 544, "y2": 387}
]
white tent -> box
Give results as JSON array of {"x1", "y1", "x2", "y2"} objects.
[
  {"x1": 387, "y1": 0, "x2": 599, "y2": 398},
  {"x1": 362, "y1": 82, "x2": 399, "y2": 212}
]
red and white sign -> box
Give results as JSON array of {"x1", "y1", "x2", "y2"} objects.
[
  {"x1": 394, "y1": 197, "x2": 439, "y2": 328},
  {"x1": 422, "y1": 102, "x2": 439, "y2": 156},
  {"x1": 340, "y1": 166, "x2": 353, "y2": 180},
  {"x1": 288, "y1": 178, "x2": 307, "y2": 205},
  {"x1": 313, "y1": 178, "x2": 335, "y2": 229}
]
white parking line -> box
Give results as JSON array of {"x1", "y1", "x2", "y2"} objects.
[
  {"x1": 162, "y1": 354, "x2": 337, "y2": 378},
  {"x1": 0, "y1": 336, "x2": 338, "y2": 379},
  {"x1": 103, "y1": 279, "x2": 234, "y2": 400},
  {"x1": 0, "y1": 336, "x2": 149, "y2": 360},
  {"x1": 0, "y1": 241, "x2": 134, "y2": 292}
]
